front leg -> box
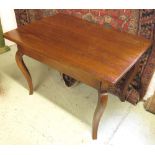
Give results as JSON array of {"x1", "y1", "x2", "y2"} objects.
[
  {"x1": 15, "y1": 50, "x2": 33, "y2": 95},
  {"x1": 92, "y1": 82, "x2": 108, "y2": 139}
]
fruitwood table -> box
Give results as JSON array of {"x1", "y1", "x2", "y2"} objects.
[{"x1": 4, "y1": 13, "x2": 152, "y2": 139}]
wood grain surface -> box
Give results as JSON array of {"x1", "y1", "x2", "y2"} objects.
[
  {"x1": 3, "y1": 13, "x2": 153, "y2": 140},
  {"x1": 4, "y1": 13, "x2": 152, "y2": 86}
]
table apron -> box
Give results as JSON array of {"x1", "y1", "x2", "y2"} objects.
[{"x1": 18, "y1": 45, "x2": 103, "y2": 90}]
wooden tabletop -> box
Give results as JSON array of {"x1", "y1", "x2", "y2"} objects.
[{"x1": 4, "y1": 13, "x2": 152, "y2": 84}]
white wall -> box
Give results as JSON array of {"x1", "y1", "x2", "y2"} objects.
[{"x1": 0, "y1": 9, "x2": 17, "y2": 46}]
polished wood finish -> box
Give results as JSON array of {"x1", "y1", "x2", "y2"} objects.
[
  {"x1": 92, "y1": 82, "x2": 108, "y2": 139},
  {"x1": 4, "y1": 13, "x2": 152, "y2": 86},
  {"x1": 3, "y1": 13, "x2": 152, "y2": 139},
  {"x1": 15, "y1": 50, "x2": 33, "y2": 95}
]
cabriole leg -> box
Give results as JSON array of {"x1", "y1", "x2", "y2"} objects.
[
  {"x1": 15, "y1": 50, "x2": 33, "y2": 95},
  {"x1": 92, "y1": 83, "x2": 108, "y2": 139}
]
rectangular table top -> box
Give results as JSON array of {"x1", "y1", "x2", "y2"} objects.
[{"x1": 4, "y1": 13, "x2": 152, "y2": 84}]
